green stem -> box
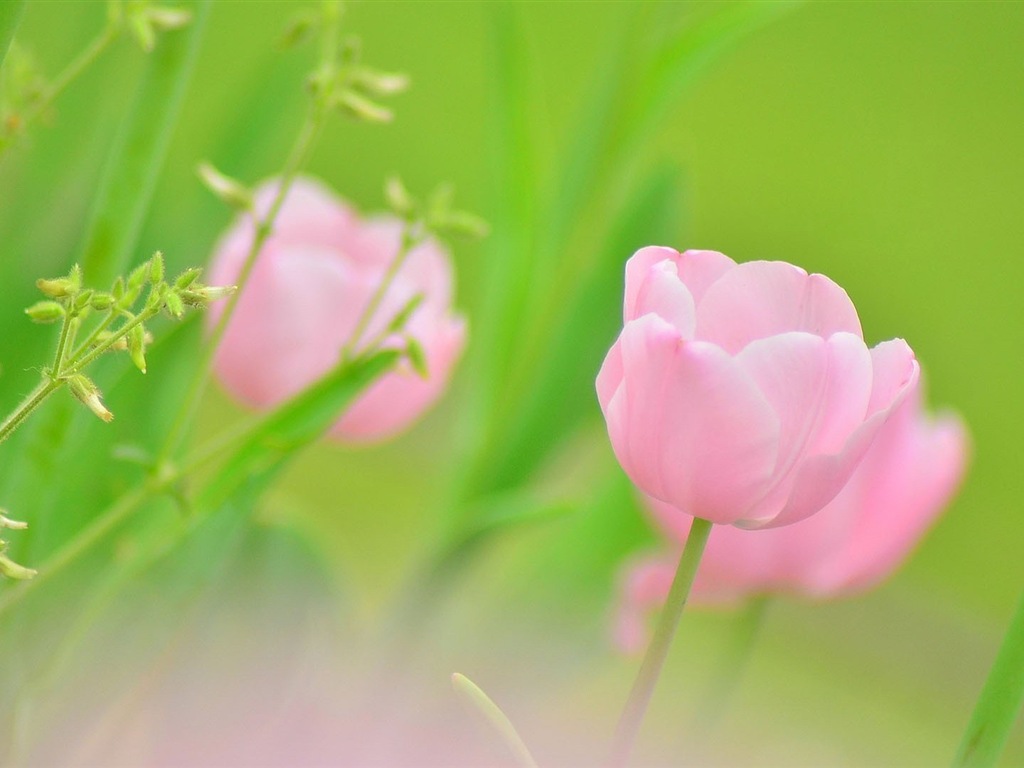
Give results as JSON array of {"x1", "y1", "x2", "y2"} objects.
[
  {"x1": 14, "y1": 22, "x2": 119, "y2": 141},
  {"x1": 452, "y1": 673, "x2": 539, "y2": 768},
  {"x1": 953, "y1": 587, "x2": 1024, "y2": 767},
  {"x1": 50, "y1": 308, "x2": 76, "y2": 377},
  {"x1": 157, "y1": 104, "x2": 324, "y2": 463},
  {"x1": 344, "y1": 227, "x2": 417, "y2": 355},
  {"x1": 608, "y1": 516, "x2": 713, "y2": 768},
  {"x1": 65, "y1": 307, "x2": 157, "y2": 374},
  {"x1": 68, "y1": 309, "x2": 118, "y2": 360},
  {"x1": 0, "y1": 379, "x2": 60, "y2": 447}
]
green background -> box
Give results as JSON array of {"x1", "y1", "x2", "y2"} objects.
[{"x1": 0, "y1": 1, "x2": 1022, "y2": 765}]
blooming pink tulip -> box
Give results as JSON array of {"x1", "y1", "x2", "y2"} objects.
[
  {"x1": 614, "y1": 385, "x2": 967, "y2": 652},
  {"x1": 207, "y1": 177, "x2": 466, "y2": 442},
  {"x1": 596, "y1": 247, "x2": 920, "y2": 528}
]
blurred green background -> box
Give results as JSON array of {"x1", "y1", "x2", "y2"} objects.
[{"x1": 0, "y1": 1, "x2": 1022, "y2": 765}]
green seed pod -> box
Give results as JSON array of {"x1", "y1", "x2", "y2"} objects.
[{"x1": 24, "y1": 301, "x2": 65, "y2": 323}]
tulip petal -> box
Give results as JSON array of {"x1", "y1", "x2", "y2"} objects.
[
  {"x1": 596, "y1": 338, "x2": 624, "y2": 412},
  {"x1": 630, "y1": 260, "x2": 697, "y2": 336},
  {"x1": 676, "y1": 249, "x2": 735, "y2": 304},
  {"x1": 624, "y1": 246, "x2": 680, "y2": 322},
  {"x1": 697, "y1": 261, "x2": 863, "y2": 353},
  {"x1": 605, "y1": 315, "x2": 779, "y2": 524}
]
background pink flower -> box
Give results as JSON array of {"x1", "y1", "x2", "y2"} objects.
[
  {"x1": 597, "y1": 247, "x2": 920, "y2": 528},
  {"x1": 615, "y1": 383, "x2": 968, "y2": 652},
  {"x1": 207, "y1": 177, "x2": 466, "y2": 443}
]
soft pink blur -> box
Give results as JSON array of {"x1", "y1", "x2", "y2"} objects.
[
  {"x1": 596, "y1": 247, "x2": 920, "y2": 528},
  {"x1": 615, "y1": 383, "x2": 968, "y2": 653},
  {"x1": 207, "y1": 177, "x2": 466, "y2": 443}
]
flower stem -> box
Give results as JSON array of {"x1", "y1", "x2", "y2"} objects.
[
  {"x1": 49, "y1": 307, "x2": 76, "y2": 377},
  {"x1": 344, "y1": 226, "x2": 417, "y2": 355},
  {"x1": 953, "y1": 586, "x2": 1024, "y2": 768},
  {"x1": 608, "y1": 515, "x2": 713, "y2": 768},
  {"x1": 11, "y1": 22, "x2": 119, "y2": 146},
  {"x1": 0, "y1": 379, "x2": 60, "y2": 447},
  {"x1": 157, "y1": 104, "x2": 324, "y2": 463}
]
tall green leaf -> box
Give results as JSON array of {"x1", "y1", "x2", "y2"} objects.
[
  {"x1": 79, "y1": 0, "x2": 211, "y2": 286},
  {"x1": 0, "y1": 0, "x2": 25, "y2": 70}
]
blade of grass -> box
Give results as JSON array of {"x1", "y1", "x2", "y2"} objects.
[
  {"x1": 953, "y1": 587, "x2": 1024, "y2": 767},
  {"x1": 0, "y1": 0, "x2": 25, "y2": 69},
  {"x1": 78, "y1": 0, "x2": 211, "y2": 286},
  {"x1": 452, "y1": 673, "x2": 539, "y2": 768}
]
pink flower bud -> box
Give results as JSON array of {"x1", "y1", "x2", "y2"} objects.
[
  {"x1": 596, "y1": 247, "x2": 920, "y2": 528},
  {"x1": 614, "y1": 384, "x2": 968, "y2": 651},
  {"x1": 207, "y1": 177, "x2": 466, "y2": 443}
]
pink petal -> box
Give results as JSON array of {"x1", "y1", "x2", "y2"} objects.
[
  {"x1": 605, "y1": 315, "x2": 779, "y2": 524},
  {"x1": 675, "y1": 249, "x2": 736, "y2": 304},
  {"x1": 629, "y1": 259, "x2": 697, "y2": 336},
  {"x1": 696, "y1": 261, "x2": 863, "y2": 353},
  {"x1": 624, "y1": 246, "x2": 681, "y2": 322},
  {"x1": 252, "y1": 177, "x2": 358, "y2": 253},
  {"x1": 596, "y1": 339, "x2": 624, "y2": 412}
]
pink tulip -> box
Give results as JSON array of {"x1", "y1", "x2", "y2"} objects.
[
  {"x1": 596, "y1": 247, "x2": 920, "y2": 528},
  {"x1": 207, "y1": 177, "x2": 466, "y2": 443},
  {"x1": 614, "y1": 385, "x2": 967, "y2": 652}
]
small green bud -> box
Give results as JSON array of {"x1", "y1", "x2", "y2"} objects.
[
  {"x1": 427, "y1": 183, "x2": 454, "y2": 225},
  {"x1": 384, "y1": 176, "x2": 416, "y2": 218},
  {"x1": 35, "y1": 277, "x2": 75, "y2": 298},
  {"x1": 66, "y1": 374, "x2": 114, "y2": 423},
  {"x1": 163, "y1": 290, "x2": 185, "y2": 319},
  {"x1": 149, "y1": 252, "x2": 165, "y2": 284},
  {"x1": 351, "y1": 67, "x2": 409, "y2": 97},
  {"x1": 405, "y1": 336, "x2": 428, "y2": 379},
  {"x1": 0, "y1": 512, "x2": 28, "y2": 530},
  {"x1": 111, "y1": 276, "x2": 125, "y2": 301},
  {"x1": 174, "y1": 267, "x2": 202, "y2": 289},
  {"x1": 144, "y1": 5, "x2": 192, "y2": 31},
  {"x1": 197, "y1": 161, "x2": 254, "y2": 211},
  {"x1": 436, "y1": 210, "x2": 491, "y2": 240},
  {"x1": 0, "y1": 552, "x2": 36, "y2": 580},
  {"x1": 128, "y1": 324, "x2": 147, "y2": 374},
  {"x1": 388, "y1": 294, "x2": 424, "y2": 333},
  {"x1": 334, "y1": 89, "x2": 393, "y2": 123},
  {"x1": 25, "y1": 301, "x2": 65, "y2": 323},
  {"x1": 128, "y1": 262, "x2": 149, "y2": 292},
  {"x1": 339, "y1": 34, "x2": 360, "y2": 66},
  {"x1": 128, "y1": 13, "x2": 156, "y2": 52},
  {"x1": 90, "y1": 292, "x2": 114, "y2": 311},
  {"x1": 279, "y1": 11, "x2": 317, "y2": 49},
  {"x1": 74, "y1": 289, "x2": 95, "y2": 312}
]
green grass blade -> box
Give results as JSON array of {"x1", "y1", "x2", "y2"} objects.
[
  {"x1": 195, "y1": 350, "x2": 400, "y2": 512},
  {"x1": 452, "y1": 673, "x2": 539, "y2": 768},
  {"x1": 0, "y1": 0, "x2": 25, "y2": 69},
  {"x1": 78, "y1": 0, "x2": 211, "y2": 286},
  {"x1": 474, "y1": 165, "x2": 684, "y2": 496},
  {"x1": 954, "y1": 587, "x2": 1024, "y2": 767}
]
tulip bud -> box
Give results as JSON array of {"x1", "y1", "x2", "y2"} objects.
[
  {"x1": 66, "y1": 374, "x2": 114, "y2": 423},
  {"x1": 24, "y1": 301, "x2": 65, "y2": 323}
]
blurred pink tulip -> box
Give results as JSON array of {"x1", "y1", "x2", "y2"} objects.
[
  {"x1": 208, "y1": 177, "x2": 466, "y2": 443},
  {"x1": 614, "y1": 385, "x2": 967, "y2": 652},
  {"x1": 596, "y1": 247, "x2": 920, "y2": 528}
]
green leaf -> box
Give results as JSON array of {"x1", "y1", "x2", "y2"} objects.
[
  {"x1": 195, "y1": 350, "x2": 400, "y2": 512},
  {"x1": 78, "y1": 0, "x2": 211, "y2": 287},
  {"x1": 0, "y1": 0, "x2": 26, "y2": 70},
  {"x1": 954, "y1": 587, "x2": 1024, "y2": 768},
  {"x1": 472, "y1": 165, "x2": 684, "y2": 497}
]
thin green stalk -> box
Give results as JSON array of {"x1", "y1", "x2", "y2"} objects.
[
  {"x1": 953, "y1": 587, "x2": 1024, "y2": 767},
  {"x1": 452, "y1": 673, "x2": 539, "y2": 768},
  {"x1": 344, "y1": 227, "x2": 416, "y2": 355},
  {"x1": 49, "y1": 309, "x2": 76, "y2": 377},
  {"x1": 68, "y1": 309, "x2": 118, "y2": 360},
  {"x1": 0, "y1": 380, "x2": 60, "y2": 447},
  {"x1": 0, "y1": 0, "x2": 26, "y2": 70},
  {"x1": 158, "y1": 104, "x2": 324, "y2": 462},
  {"x1": 13, "y1": 22, "x2": 119, "y2": 143},
  {"x1": 608, "y1": 516, "x2": 713, "y2": 768},
  {"x1": 65, "y1": 307, "x2": 157, "y2": 374}
]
